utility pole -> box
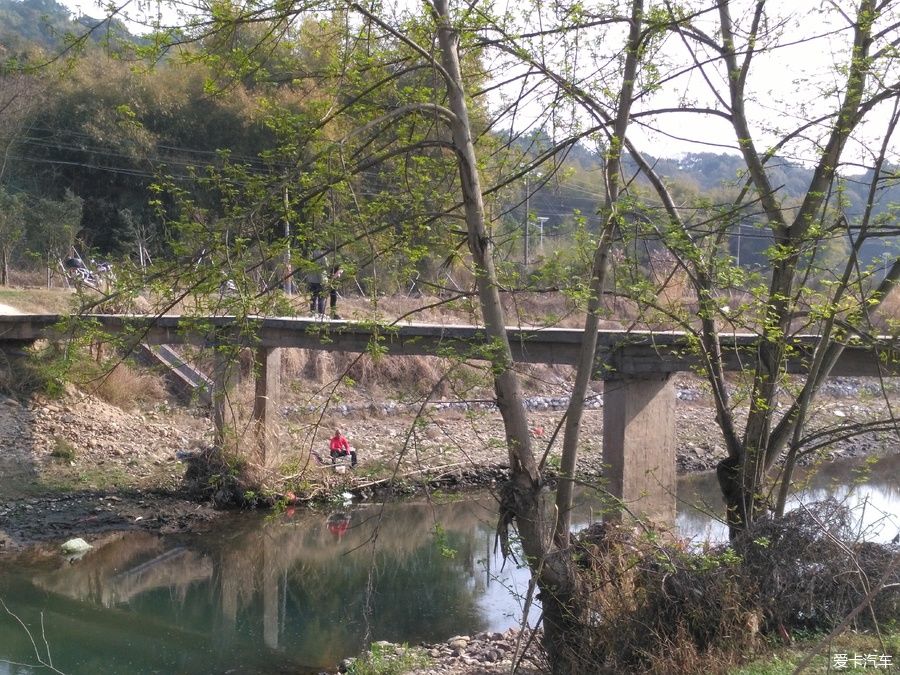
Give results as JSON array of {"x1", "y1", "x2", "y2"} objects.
[
  {"x1": 283, "y1": 186, "x2": 293, "y2": 295},
  {"x1": 524, "y1": 171, "x2": 543, "y2": 267},
  {"x1": 537, "y1": 217, "x2": 548, "y2": 252},
  {"x1": 524, "y1": 174, "x2": 530, "y2": 267}
]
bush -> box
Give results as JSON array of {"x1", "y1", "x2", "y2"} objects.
[
  {"x1": 0, "y1": 346, "x2": 61, "y2": 398},
  {"x1": 734, "y1": 500, "x2": 900, "y2": 633},
  {"x1": 345, "y1": 642, "x2": 430, "y2": 675},
  {"x1": 543, "y1": 504, "x2": 900, "y2": 674},
  {"x1": 181, "y1": 445, "x2": 272, "y2": 508}
]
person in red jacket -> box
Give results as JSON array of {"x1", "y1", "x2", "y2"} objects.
[{"x1": 329, "y1": 429, "x2": 357, "y2": 467}]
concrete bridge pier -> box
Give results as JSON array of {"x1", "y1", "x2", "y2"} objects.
[
  {"x1": 602, "y1": 374, "x2": 677, "y2": 525},
  {"x1": 252, "y1": 347, "x2": 281, "y2": 463},
  {"x1": 210, "y1": 344, "x2": 281, "y2": 462}
]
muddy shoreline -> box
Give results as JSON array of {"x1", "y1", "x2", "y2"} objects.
[{"x1": 1, "y1": 376, "x2": 897, "y2": 559}]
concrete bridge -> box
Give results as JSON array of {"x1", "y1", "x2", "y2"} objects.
[{"x1": 2, "y1": 313, "x2": 897, "y2": 522}]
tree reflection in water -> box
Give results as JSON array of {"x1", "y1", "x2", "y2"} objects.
[
  {"x1": 7, "y1": 455, "x2": 896, "y2": 674},
  {"x1": 12, "y1": 496, "x2": 504, "y2": 673}
]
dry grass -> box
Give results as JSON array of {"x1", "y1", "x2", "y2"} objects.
[
  {"x1": 278, "y1": 345, "x2": 577, "y2": 407},
  {"x1": 5, "y1": 268, "x2": 56, "y2": 288},
  {"x1": 83, "y1": 361, "x2": 169, "y2": 408},
  {"x1": 280, "y1": 347, "x2": 493, "y2": 402},
  {"x1": 0, "y1": 287, "x2": 78, "y2": 314},
  {"x1": 873, "y1": 285, "x2": 899, "y2": 332},
  {"x1": 547, "y1": 504, "x2": 900, "y2": 674}
]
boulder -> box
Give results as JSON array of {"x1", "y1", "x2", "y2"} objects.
[{"x1": 60, "y1": 537, "x2": 92, "y2": 555}]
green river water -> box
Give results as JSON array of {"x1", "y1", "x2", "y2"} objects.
[{"x1": 1, "y1": 454, "x2": 897, "y2": 674}]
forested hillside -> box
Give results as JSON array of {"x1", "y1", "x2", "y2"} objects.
[{"x1": 0, "y1": 0, "x2": 895, "y2": 287}]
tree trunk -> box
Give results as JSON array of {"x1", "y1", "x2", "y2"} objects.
[
  {"x1": 717, "y1": 0, "x2": 878, "y2": 533},
  {"x1": 0, "y1": 247, "x2": 8, "y2": 286},
  {"x1": 430, "y1": 0, "x2": 579, "y2": 667},
  {"x1": 555, "y1": 0, "x2": 644, "y2": 547}
]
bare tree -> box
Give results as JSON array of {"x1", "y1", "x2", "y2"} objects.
[{"x1": 648, "y1": 0, "x2": 900, "y2": 535}]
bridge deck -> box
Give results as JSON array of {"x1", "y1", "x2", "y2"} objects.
[{"x1": 1, "y1": 313, "x2": 896, "y2": 377}]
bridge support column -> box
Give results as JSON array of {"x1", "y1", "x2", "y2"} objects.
[
  {"x1": 252, "y1": 347, "x2": 281, "y2": 463},
  {"x1": 212, "y1": 347, "x2": 238, "y2": 447},
  {"x1": 603, "y1": 374, "x2": 676, "y2": 525}
]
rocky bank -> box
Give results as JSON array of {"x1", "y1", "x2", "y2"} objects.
[
  {"x1": 1, "y1": 374, "x2": 896, "y2": 554},
  {"x1": 341, "y1": 630, "x2": 546, "y2": 675}
]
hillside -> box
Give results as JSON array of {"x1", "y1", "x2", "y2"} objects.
[
  {"x1": 0, "y1": 0, "x2": 133, "y2": 53},
  {"x1": 1, "y1": 0, "x2": 895, "y2": 276}
]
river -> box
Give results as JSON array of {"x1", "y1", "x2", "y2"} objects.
[{"x1": 1, "y1": 454, "x2": 898, "y2": 674}]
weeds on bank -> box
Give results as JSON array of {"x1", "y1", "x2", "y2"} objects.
[
  {"x1": 346, "y1": 642, "x2": 430, "y2": 675},
  {"x1": 0, "y1": 344, "x2": 65, "y2": 399},
  {"x1": 64, "y1": 354, "x2": 166, "y2": 408},
  {"x1": 50, "y1": 437, "x2": 76, "y2": 461},
  {"x1": 353, "y1": 458, "x2": 394, "y2": 479},
  {"x1": 554, "y1": 501, "x2": 900, "y2": 674},
  {"x1": 38, "y1": 465, "x2": 132, "y2": 492},
  {"x1": 732, "y1": 630, "x2": 900, "y2": 674},
  {"x1": 2, "y1": 333, "x2": 166, "y2": 408}
]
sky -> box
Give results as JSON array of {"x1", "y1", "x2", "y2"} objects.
[{"x1": 492, "y1": 0, "x2": 899, "y2": 167}]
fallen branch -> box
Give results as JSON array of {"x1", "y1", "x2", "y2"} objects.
[{"x1": 351, "y1": 462, "x2": 472, "y2": 490}]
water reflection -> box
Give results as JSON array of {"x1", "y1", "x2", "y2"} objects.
[
  {"x1": 1, "y1": 497, "x2": 529, "y2": 674},
  {"x1": 676, "y1": 454, "x2": 900, "y2": 544},
  {"x1": 0, "y1": 454, "x2": 897, "y2": 674},
  {"x1": 34, "y1": 532, "x2": 213, "y2": 608}
]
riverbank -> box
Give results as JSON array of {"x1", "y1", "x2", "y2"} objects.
[
  {"x1": 347, "y1": 624, "x2": 900, "y2": 675},
  {"x1": 1, "y1": 372, "x2": 896, "y2": 556},
  {"x1": 1, "y1": 377, "x2": 897, "y2": 675},
  {"x1": 340, "y1": 630, "x2": 546, "y2": 674}
]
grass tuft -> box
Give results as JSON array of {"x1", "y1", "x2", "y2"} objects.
[
  {"x1": 346, "y1": 642, "x2": 431, "y2": 675},
  {"x1": 50, "y1": 436, "x2": 77, "y2": 461},
  {"x1": 89, "y1": 362, "x2": 168, "y2": 408}
]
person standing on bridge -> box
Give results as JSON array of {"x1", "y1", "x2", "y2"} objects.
[
  {"x1": 306, "y1": 249, "x2": 328, "y2": 317},
  {"x1": 326, "y1": 260, "x2": 343, "y2": 319},
  {"x1": 306, "y1": 250, "x2": 342, "y2": 319},
  {"x1": 329, "y1": 429, "x2": 357, "y2": 467}
]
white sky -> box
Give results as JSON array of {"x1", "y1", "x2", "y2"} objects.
[{"x1": 490, "y1": 0, "x2": 900, "y2": 167}]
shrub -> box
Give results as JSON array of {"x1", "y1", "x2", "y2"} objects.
[
  {"x1": 50, "y1": 436, "x2": 77, "y2": 461},
  {"x1": 542, "y1": 504, "x2": 900, "y2": 674},
  {"x1": 346, "y1": 643, "x2": 430, "y2": 675}
]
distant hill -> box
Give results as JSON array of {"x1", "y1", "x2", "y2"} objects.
[
  {"x1": 654, "y1": 153, "x2": 898, "y2": 266},
  {"x1": 652, "y1": 152, "x2": 900, "y2": 214},
  {"x1": 523, "y1": 140, "x2": 897, "y2": 267},
  {"x1": 1, "y1": 3, "x2": 895, "y2": 269},
  {"x1": 0, "y1": 0, "x2": 134, "y2": 54}
]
